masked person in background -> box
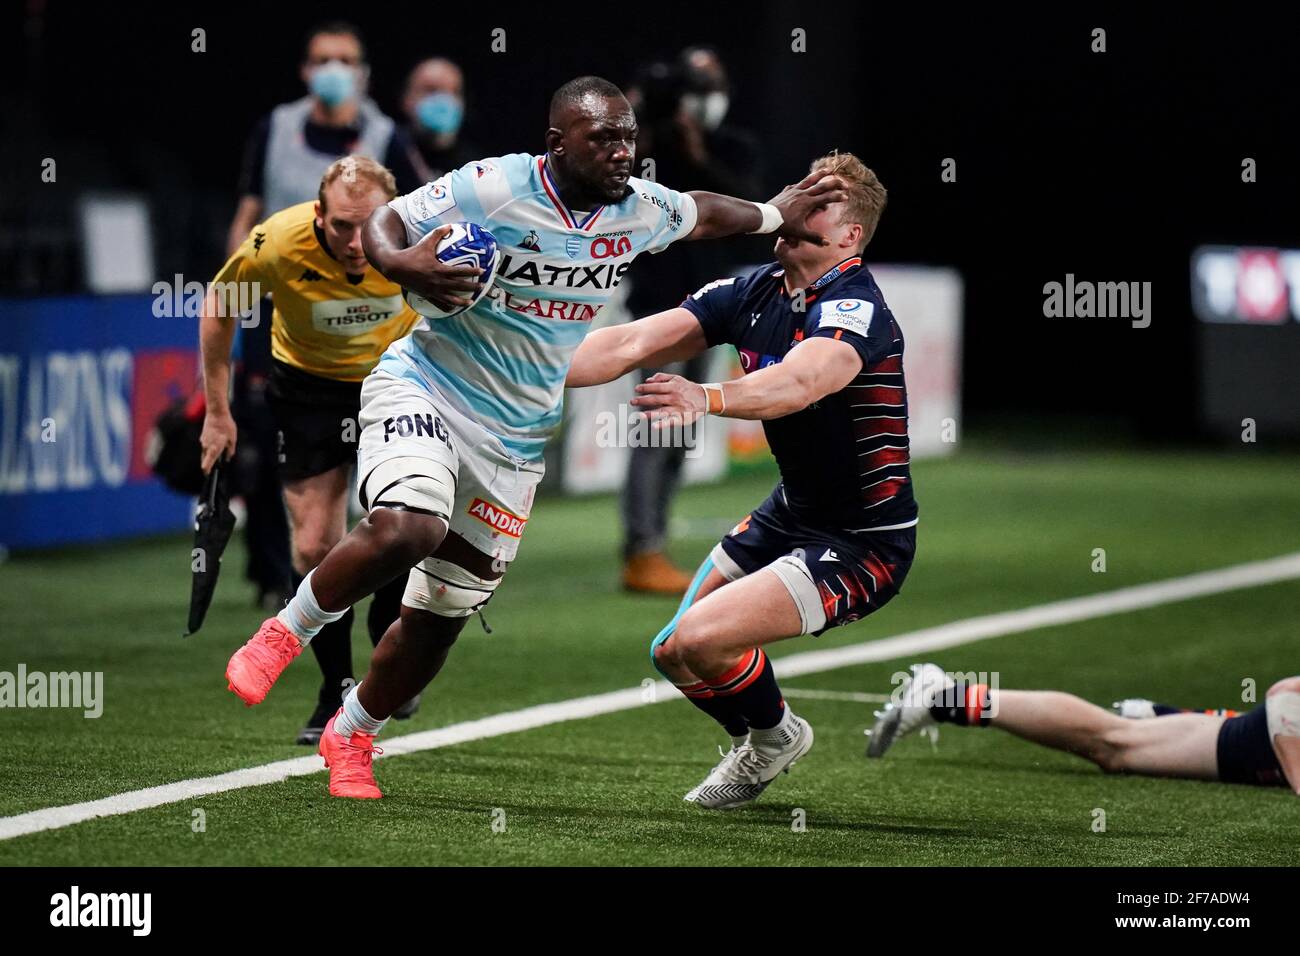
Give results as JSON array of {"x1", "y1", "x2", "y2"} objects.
[
  {"x1": 227, "y1": 21, "x2": 420, "y2": 248},
  {"x1": 396, "y1": 57, "x2": 480, "y2": 194}
]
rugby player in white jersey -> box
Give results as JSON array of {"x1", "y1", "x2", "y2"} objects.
[{"x1": 223, "y1": 75, "x2": 845, "y2": 798}]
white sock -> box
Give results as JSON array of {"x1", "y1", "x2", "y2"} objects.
[
  {"x1": 750, "y1": 705, "x2": 800, "y2": 750},
  {"x1": 333, "y1": 682, "x2": 387, "y2": 739},
  {"x1": 277, "y1": 569, "x2": 346, "y2": 644}
]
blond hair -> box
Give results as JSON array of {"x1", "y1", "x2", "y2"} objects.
[
  {"x1": 318, "y1": 156, "x2": 397, "y2": 212},
  {"x1": 809, "y1": 151, "x2": 886, "y2": 250}
]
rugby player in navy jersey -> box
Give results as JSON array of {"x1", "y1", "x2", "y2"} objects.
[
  {"x1": 567, "y1": 151, "x2": 914, "y2": 808},
  {"x1": 867, "y1": 664, "x2": 1300, "y2": 795}
]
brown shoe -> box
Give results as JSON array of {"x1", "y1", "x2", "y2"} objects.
[{"x1": 623, "y1": 551, "x2": 695, "y2": 595}]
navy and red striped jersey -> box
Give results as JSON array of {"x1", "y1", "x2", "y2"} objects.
[{"x1": 681, "y1": 256, "x2": 918, "y2": 530}]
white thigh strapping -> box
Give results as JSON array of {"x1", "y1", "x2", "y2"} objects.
[
  {"x1": 361, "y1": 456, "x2": 455, "y2": 519},
  {"x1": 709, "y1": 543, "x2": 746, "y2": 582},
  {"x1": 402, "y1": 556, "x2": 501, "y2": 618},
  {"x1": 763, "y1": 554, "x2": 827, "y2": 635}
]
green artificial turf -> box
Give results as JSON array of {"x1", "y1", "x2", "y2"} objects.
[{"x1": 0, "y1": 448, "x2": 1296, "y2": 865}]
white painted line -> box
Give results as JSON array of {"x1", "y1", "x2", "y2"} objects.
[
  {"x1": 2, "y1": 549, "x2": 1298, "y2": 842},
  {"x1": 782, "y1": 688, "x2": 890, "y2": 703},
  {"x1": 774, "y1": 550, "x2": 1300, "y2": 680}
]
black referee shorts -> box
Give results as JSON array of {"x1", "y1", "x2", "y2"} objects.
[{"x1": 267, "y1": 360, "x2": 363, "y2": 482}]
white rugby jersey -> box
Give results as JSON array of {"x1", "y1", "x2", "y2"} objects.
[{"x1": 380, "y1": 153, "x2": 698, "y2": 460}]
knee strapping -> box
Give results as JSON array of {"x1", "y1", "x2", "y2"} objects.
[{"x1": 402, "y1": 558, "x2": 499, "y2": 618}]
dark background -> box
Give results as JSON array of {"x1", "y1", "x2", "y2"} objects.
[{"x1": 3, "y1": 1, "x2": 1298, "y2": 438}]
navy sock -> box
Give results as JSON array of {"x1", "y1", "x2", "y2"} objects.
[
  {"x1": 929, "y1": 681, "x2": 992, "y2": 726},
  {"x1": 706, "y1": 648, "x2": 784, "y2": 730},
  {"x1": 675, "y1": 679, "x2": 750, "y2": 737}
]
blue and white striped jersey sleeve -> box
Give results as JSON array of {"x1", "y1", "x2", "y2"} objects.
[
  {"x1": 637, "y1": 179, "x2": 699, "y2": 254},
  {"x1": 387, "y1": 156, "x2": 519, "y2": 245}
]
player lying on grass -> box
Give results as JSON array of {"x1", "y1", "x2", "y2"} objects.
[
  {"x1": 223, "y1": 75, "x2": 845, "y2": 799},
  {"x1": 566, "y1": 151, "x2": 915, "y2": 809},
  {"x1": 867, "y1": 664, "x2": 1300, "y2": 793}
]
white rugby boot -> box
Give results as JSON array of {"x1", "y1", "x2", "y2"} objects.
[
  {"x1": 683, "y1": 739, "x2": 746, "y2": 803},
  {"x1": 685, "y1": 714, "x2": 814, "y2": 810},
  {"x1": 866, "y1": 662, "x2": 954, "y2": 758}
]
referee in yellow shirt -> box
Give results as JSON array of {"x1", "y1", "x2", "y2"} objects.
[{"x1": 199, "y1": 156, "x2": 422, "y2": 744}]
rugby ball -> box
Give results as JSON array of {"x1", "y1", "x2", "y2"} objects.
[{"x1": 404, "y1": 221, "x2": 501, "y2": 319}]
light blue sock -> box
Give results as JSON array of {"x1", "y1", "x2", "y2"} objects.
[
  {"x1": 334, "y1": 682, "x2": 387, "y2": 739},
  {"x1": 276, "y1": 569, "x2": 346, "y2": 644}
]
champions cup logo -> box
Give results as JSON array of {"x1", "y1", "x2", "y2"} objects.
[
  {"x1": 590, "y1": 236, "x2": 632, "y2": 259},
  {"x1": 467, "y1": 497, "x2": 527, "y2": 538}
]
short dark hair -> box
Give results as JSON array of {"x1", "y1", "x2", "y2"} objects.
[
  {"x1": 549, "y1": 75, "x2": 625, "y2": 123},
  {"x1": 303, "y1": 21, "x2": 366, "y2": 63}
]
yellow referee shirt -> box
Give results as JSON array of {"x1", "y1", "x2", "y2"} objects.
[{"x1": 212, "y1": 201, "x2": 420, "y2": 382}]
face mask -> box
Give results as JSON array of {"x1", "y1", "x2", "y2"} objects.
[
  {"x1": 310, "y1": 61, "x2": 357, "y2": 108},
  {"x1": 416, "y1": 93, "x2": 464, "y2": 136},
  {"x1": 682, "y1": 91, "x2": 729, "y2": 131}
]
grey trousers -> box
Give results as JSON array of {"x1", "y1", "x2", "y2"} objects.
[{"x1": 620, "y1": 351, "x2": 712, "y2": 559}]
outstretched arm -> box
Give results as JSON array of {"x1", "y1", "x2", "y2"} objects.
[
  {"x1": 566, "y1": 308, "x2": 708, "y2": 388},
  {"x1": 632, "y1": 336, "x2": 862, "y2": 423},
  {"x1": 686, "y1": 170, "x2": 846, "y2": 245}
]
